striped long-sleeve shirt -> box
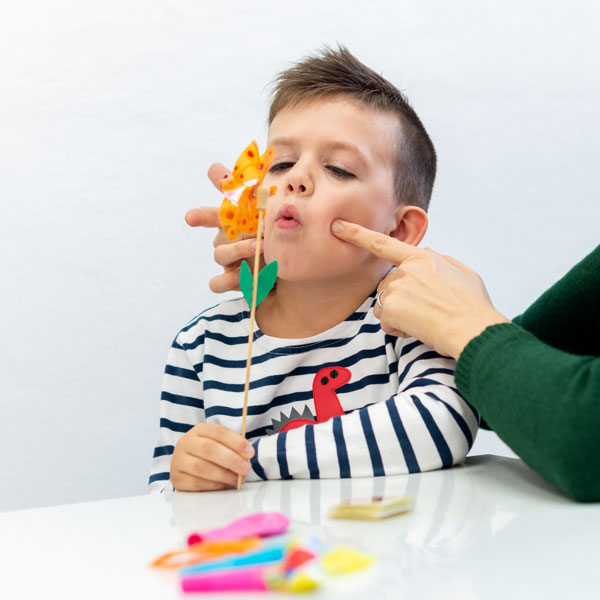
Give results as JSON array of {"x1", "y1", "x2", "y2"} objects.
[{"x1": 149, "y1": 294, "x2": 479, "y2": 492}]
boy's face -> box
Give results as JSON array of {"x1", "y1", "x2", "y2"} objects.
[{"x1": 263, "y1": 97, "x2": 400, "y2": 286}]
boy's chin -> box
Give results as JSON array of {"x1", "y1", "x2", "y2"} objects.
[{"x1": 274, "y1": 263, "x2": 357, "y2": 287}]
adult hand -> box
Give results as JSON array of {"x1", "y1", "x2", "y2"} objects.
[
  {"x1": 170, "y1": 423, "x2": 255, "y2": 491},
  {"x1": 185, "y1": 163, "x2": 263, "y2": 293},
  {"x1": 331, "y1": 219, "x2": 509, "y2": 359}
]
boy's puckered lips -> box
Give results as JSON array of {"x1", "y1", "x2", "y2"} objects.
[{"x1": 276, "y1": 203, "x2": 302, "y2": 228}]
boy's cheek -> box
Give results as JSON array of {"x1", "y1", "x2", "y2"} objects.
[
  {"x1": 342, "y1": 196, "x2": 397, "y2": 233},
  {"x1": 331, "y1": 209, "x2": 381, "y2": 233}
]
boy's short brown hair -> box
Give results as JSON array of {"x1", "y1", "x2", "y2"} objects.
[{"x1": 268, "y1": 45, "x2": 436, "y2": 211}]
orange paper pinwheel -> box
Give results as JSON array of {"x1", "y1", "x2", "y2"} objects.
[
  {"x1": 216, "y1": 141, "x2": 279, "y2": 491},
  {"x1": 218, "y1": 141, "x2": 276, "y2": 240}
]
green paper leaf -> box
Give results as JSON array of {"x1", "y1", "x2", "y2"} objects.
[
  {"x1": 239, "y1": 260, "x2": 253, "y2": 306},
  {"x1": 256, "y1": 261, "x2": 278, "y2": 306},
  {"x1": 239, "y1": 260, "x2": 278, "y2": 308}
]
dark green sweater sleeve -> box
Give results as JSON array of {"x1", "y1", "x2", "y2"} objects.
[
  {"x1": 455, "y1": 245, "x2": 600, "y2": 502},
  {"x1": 512, "y1": 245, "x2": 600, "y2": 355}
]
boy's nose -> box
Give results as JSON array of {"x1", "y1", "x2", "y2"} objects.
[
  {"x1": 285, "y1": 172, "x2": 314, "y2": 196},
  {"x1": 287, "y1": 183, "x2": 307, "y2": 193}
]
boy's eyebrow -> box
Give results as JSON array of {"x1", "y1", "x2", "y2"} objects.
[
  {"x1": 268, "y1": 136, "x2": 295, "y2": 149},
  {"x1": 269, "y1": 137, "x2": 369, "y2": 167}
]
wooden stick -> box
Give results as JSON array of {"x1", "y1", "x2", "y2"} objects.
[{"x1": 237, "y1": 187, "x2": 269, "y2": 491}]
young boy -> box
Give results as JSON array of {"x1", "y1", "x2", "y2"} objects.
[{"x1": 149, "y1": 46, "x2": 478, "y2": 493}]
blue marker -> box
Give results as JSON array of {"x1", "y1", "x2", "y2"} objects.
[{"x1": 180, "y1": 544, "x2": 285, "y2": 576}]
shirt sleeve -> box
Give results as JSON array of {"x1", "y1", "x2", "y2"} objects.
[
  {"x1": 247, "y1": 340, "x2": 479, "y2": 481},
  {"x1": 512, "y1": 244, "x2": 600, "y2": 356},
  {"x1": 455, "y1": 322, "x2": 600, "y2": 501},
  {"x1": 148, "y1": 334, "x2": 205, "y2": 493}
]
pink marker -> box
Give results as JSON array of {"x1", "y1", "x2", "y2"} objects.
[
  {"x1": 181, "y1": 567, "x2": 269, "y2": 592},
  {"x1": 187, "y1": 512, "x2": 290, "y2": 545}
]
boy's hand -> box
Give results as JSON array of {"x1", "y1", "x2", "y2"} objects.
[
  {"x1": 331, "y1": 219, "x2": 509, "y2": 359},
  {"x1": 170, "y1": 423, "x2": 255, "y2": 491},
  {"x1": 185, "y1": 163, "x2": 264, "y2": 293}
]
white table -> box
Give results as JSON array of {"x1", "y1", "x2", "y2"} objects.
[{"x1": 1, "y1": 455, "x2": 598, "y2": 599}]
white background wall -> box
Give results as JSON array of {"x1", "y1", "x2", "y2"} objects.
[{"x1": 1, "y1": 1, "x2": 597, "y2": 511}]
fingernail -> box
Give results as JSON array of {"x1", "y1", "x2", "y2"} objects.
[
  {"x1": 243, "y1": 444, "x2": 255, "y2": 459},
  {"x1": 331, "y1": 220, "x2": 344, "y2": 233},
  {"x1": 249, "y1": 240, "x2": 257, "y2": 251},
  {"x1": 241, "y1": 461, "x2": 251, "y2": 475}
]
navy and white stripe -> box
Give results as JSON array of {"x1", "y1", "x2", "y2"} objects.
[{"x1": 149, "y1": 295, "x2": 479, "y2": 491}]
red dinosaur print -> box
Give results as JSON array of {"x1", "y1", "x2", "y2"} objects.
[{"x1": 278, "y1": 366, "x2": 351, "y2": 432}]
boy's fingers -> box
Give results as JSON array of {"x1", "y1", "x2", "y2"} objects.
[
  {"x1": 331, "y1": 219, "x2": 421, "y2": 265},
  {"x1": 181, "y1": 463, "x2": 238, "y2": 488},
  {"x1": 193, "y1": 423, "x2": 255, "y2": 459},
  {"x1": 185, "y1": 442, "x2": 251, "y2": 480},
  {"x1": 182, "y1": 455, "x2": 245, "y2": 487},
  {"x1": 171, "y1": 472, "x2": 230, "y2": 492},
  {"x1": 185, "y1": 207, "x2": 221, "y2": 228},
  {"x1": 208, "y1": 162, "x2": 232, "y2": 190}
]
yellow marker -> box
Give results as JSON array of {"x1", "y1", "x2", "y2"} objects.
[
  {"x1": 285, "y1": 570, "x2": 321, "y2": 593},
  {"x1": 321, "y1": 546, "x2": 375, "y2": 575}
]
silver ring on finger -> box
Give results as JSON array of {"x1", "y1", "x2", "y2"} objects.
[{"x1": 376, "y1": 290, "x2": 385, "y2": 309}]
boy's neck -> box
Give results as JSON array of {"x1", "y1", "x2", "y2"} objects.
[{"x1": 256, "y1": 276, "x2": 379, "y2": 339}]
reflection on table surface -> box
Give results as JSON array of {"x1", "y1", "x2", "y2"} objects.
[
  {"x1": 1, "y1": 455, "x2": 598, "y2": 599},
  {"x1": 169, "y1": 455, "x2": 599, "y2": 599}
]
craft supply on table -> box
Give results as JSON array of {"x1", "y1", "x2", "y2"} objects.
[
  {"x1": 151, "y1": 538, "x2": 262, "y2": 569},
  {"x1": 150, "y1": 511, "x2": 375, "y2": 594},
  {"x1": 187, "y1": 512, "x2": 290, "y2": 544},
  {"x1": 180, "y1": 562, "x2": 323, "y2": 594},
  {"x1": 329, "y1": 495, "x2": 413, "y2": 520},
  {"x1": 178, "y1": 542, "x2": 373, "y2": 594},
  {"x1": 180, "y1": 542, "x2": 287, "y2": 575}
]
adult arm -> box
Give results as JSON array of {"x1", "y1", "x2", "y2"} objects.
[
  {"x1": 247, "y1": 341, "x2": 478, "y2": 481},
  {"x1": 330, "y1": 219, "x2": 509, "y2": 358},
  {"x1": 512, "y1": 245, "x2": 600, "y2": 355},
  {"x1": 331, "y1": 220, "x2": 600, "y2": 501},
  {"x1": 456, "y1": 246, "x2": 600, "y2": 501}
]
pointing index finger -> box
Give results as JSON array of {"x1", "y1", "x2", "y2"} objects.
[{"x1": 331, "y1": 219, "x2": 421, "y2": 265}]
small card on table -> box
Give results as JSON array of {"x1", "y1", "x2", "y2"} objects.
[{"x1": 329, "y1": 495, "x2": 413, "y2": 520}]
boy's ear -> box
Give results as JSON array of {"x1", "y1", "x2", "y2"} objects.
[{"x1": 387, "y1": 205, "x2": 428, "y2": 247}]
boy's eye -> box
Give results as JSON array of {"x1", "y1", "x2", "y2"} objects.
[
  {"x1": 269, "y1": 162, "x2": 294, "y2": 173},
  {"x1": 327, "y1": 166, "x2": 355, "y2": 180}
]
